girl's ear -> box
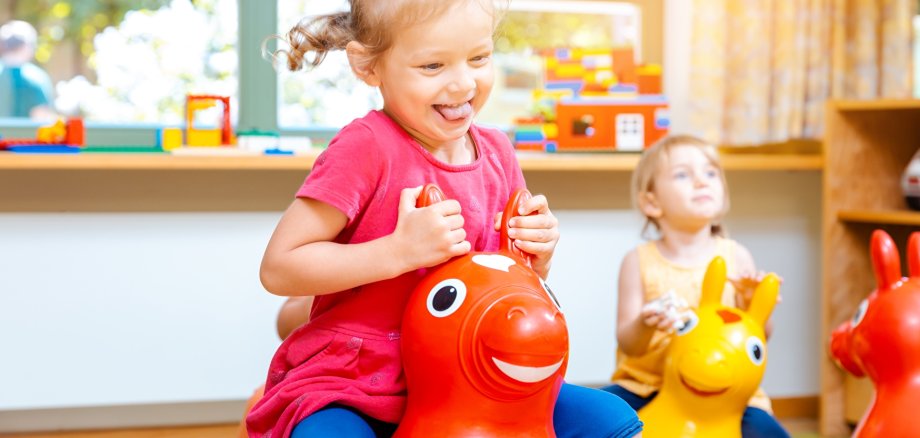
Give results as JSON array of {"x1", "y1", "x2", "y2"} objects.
[
  {"x1": 638, "y1": 192, "x2": 662, "y2": 219},
  {"x1": 346, "y1": 41, "x2": 380, "y2": 86}
]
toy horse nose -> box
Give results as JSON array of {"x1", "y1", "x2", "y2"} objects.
[
  {"x1": 679, "y1": 345, "x2": 733, "y2": 390},
  {"x1": 830, "y1": 323, "x2": 865, "y2": 377},
  {"x1": 481, "y1": 292, "x2": 568, "y2": 358}
]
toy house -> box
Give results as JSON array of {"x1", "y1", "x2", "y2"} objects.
[{"x1": 513, "y1": 47, "x2": 669, "y2": 152}]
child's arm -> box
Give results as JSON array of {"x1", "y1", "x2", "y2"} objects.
[
  {"x1": 730, "y1": 243, "x2": 780, "y2": 338},
  {"x1": 276, "y1": 296, "x2": 314, "y2": 340},
  {"x1": 616, "y1": 249, "x2": 681, "y2": 356},
  {"x1": 500, "y1": 194, "x2": 559, "y2": 279},
  {"x1": 260, "y1": 187, "x2": 471, "y2": 297}
]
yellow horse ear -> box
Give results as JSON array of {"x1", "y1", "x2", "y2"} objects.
[
  {"x1": 748, "y1": 274, "x2": 780, "y2": 327},
  {"x1": 701, "y1": 257, "x2": 727, "y2": 306}
]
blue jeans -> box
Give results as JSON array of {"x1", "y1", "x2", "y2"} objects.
[
  {"x1": 292, "y1": 382, "x2": 642, "y2": 438},
  {"x1": 601, "y1": 384, "x2": 791, "y2": 438}
]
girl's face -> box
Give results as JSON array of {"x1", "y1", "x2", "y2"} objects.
[
  {"x1": 649, "y1": 145, "x2": 726, "y2": 228},
  {"x1": 368, "y1": 1, "x2": 495, "y2": 151}
]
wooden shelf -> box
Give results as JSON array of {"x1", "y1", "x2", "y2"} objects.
[
  {"x1": 0, "y1": 150, "x2": 823, "y2": 172},
  {"x1": 820, "y1": 99, "x2": 920, "y2": 436},
  {"x1": 830, "y1": 99, "x2": 920, "y2": 112},
  {"x1": 838, "y1": 209, "x2": 920, "y2": 226}
]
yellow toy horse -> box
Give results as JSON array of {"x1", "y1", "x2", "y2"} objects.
[{"x1": 639, "y1": 257, "x2": 780, "y2": 437}]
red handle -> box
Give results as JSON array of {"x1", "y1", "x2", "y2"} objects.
[
  {"x1": 500, "y1": 188, "x2": 534, "y2": 267},
  {"x1": 416, "y1": 183, "x2": 445, "y2": 208}
]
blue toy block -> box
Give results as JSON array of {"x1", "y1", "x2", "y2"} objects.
[{"x1": 9, "y1": 145, "x2": 81, "y2": 154}]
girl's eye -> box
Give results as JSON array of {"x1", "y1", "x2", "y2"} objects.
[
  {"x1": 706, "y1": 169, "x2": 719, "y2": 178},
  {"x1": 674, "y1": 171, "x2": 689, "y2": 180},
  {"x1": 471, "y1": 54, "x2": 490, "y2": 63},
  {"x1": 420, "y1": 63, "x2": 442, "y2": 71}
]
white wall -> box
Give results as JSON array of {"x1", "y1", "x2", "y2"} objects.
[{"x1": 0, "y1": 172, "x2": 820, "y2": 429}]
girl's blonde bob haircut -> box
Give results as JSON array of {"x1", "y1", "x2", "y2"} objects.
[{"x1": 631, "y1": 134, "x2": 730, "y2": 238}]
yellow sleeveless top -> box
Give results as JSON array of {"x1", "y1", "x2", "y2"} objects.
[{"x1": 611, "y1": 238, "x2": 773, "y2": 413}]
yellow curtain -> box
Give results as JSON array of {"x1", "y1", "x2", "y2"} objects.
[{"x1": 688, "y1": 0, "x2": 915, "y2": 146}]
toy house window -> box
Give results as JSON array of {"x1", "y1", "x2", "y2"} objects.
[
  {"x1": 276, "y1": 0, "x2": 644, "y2": 129},
  {"x1": 1, "y1": 0, "x2": 239, "y2": 123}
]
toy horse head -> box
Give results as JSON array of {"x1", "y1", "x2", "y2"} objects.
[
  {"x1": 640, "y1": 256, "x2": 780, "y2": 438},
  {"x1": 830, "y1": 230, "x2": 920, "y2": 437},
  {"x1": 395, "y1": 184, "x2": 568, "y2": 438}
]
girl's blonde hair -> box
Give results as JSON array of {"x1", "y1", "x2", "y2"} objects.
[
  {"x1": 274, "y1": 0, "x2": 504, "y2": 72},
  {"x1": 631, "y1": 134, "x2": 730, "y2": 238}
]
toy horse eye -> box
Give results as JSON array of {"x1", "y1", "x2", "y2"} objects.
[
  {"x1": 426, "y1": 279, "x2": 467, "y2": 318},
  {"x1": 540, "y1": 279, "x2": 562, "y2": 310},
  {"x1": 852, "y1": 299, "x2": 869, "y2": 327},
  {"x1": 745, "y1": 336, "x2": 765, "y2": 366},
  {"x1": 676, "y1": 312, "x2": 699, "y2": 336}
]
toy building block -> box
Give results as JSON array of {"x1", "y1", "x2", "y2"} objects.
[
  {"x1": 237, "y1": 129, "x2": 280, "y2": 153},
  {"x1": 65, "y1": 117, "x2": 85, "y2": 146},
  {"x1": 157, "y1": 127, "x2": 183, "y2": 151},
  {"x1": 637, "y1": 64, "x2": 663, "y2": 95},
  {"x1": 37, "y1": 119, "x2": 67, "y2": 143},
  {"x1": 186, "y1": 94, "x2": 234, "y2": 147},
  {"x1": 555, "y1": 97, "x2": 669, "y2": 151}
]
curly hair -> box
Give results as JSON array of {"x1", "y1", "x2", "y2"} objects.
[{"x1": 272, "y1": 0, "x2": 505, "y2": 72}]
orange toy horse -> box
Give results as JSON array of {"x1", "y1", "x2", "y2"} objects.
[
  {"x1": 394, "y1": 184, "x2": 568, "y2": 438},
  {"x1": 830, "y1": 230, "x2": 920, "y2": 437}
]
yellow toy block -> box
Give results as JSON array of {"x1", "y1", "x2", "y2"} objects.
[
  {"x1": 542, "y1": 123, "x2": 558, "y2": 140},
  {"x1": 160, "y1": 127, "x2": 183, "y2": 151},
  {"x1": 555, "y1": 64, "x2": 585, "y2": 78},
  {"x1": 37, "y1": 119, "x2": 66, "y2": 143},
  {"x1": 187, "y1": 128, "x2": 223, "y2": 147}
]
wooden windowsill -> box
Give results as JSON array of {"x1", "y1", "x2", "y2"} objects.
[{"x1": 0, "y1": 149, "x2": 823, "y2": 172}]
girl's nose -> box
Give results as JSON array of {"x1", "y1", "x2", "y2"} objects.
[
  {"x1": 693, "y1": 173, "x2": 708, "y2": 187},
  {"x1": 447, "y1": 66, "x2": 476, "y2": 94}
]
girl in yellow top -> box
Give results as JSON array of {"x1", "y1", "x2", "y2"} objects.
[{"x1": 601, "y1": 134, "x2": 789, "y2": 438}]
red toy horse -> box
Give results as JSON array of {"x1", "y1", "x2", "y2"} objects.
[
  {"x1": 830, "y1": 230, "x2": 920, "y2": 437},
  {"x1": 393, "y1": 184, "x2": 568, "y2": 438}
]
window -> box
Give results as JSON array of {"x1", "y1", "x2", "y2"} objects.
[
  {"x1": 2, "y1": 0, "x2": 649, "y2": 134},
  {"x1": 1, "y1": 0, "x2": 237, "y2": 124},
  {"x1": 276, "y1": 0, "x2": 641, "y2": 129},
  {"x1": 276, "y1": 0, "x2": 380, "y2": 129}
]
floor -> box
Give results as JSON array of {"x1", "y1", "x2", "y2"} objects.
[{"x1": 5, "y1": 418, "x2": 821, "y2": 438}]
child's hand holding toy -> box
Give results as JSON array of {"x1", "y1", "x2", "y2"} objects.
[{"x1": 641, "y1": 290, "x2": 694, "y2": 333}]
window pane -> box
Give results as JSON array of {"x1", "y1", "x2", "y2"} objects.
[
  {"x1": 1, "y1": 0, "x2": 238, "y2": 124},
  {"x1": 275, "y1": 0, "x2": 639, "y2": 129},
  {"x1": 482, "y1": 1, "x2": 641, "y2": 127},
  {"x1": 277, "y1": 0, "x2": 381, "y2": 129}
]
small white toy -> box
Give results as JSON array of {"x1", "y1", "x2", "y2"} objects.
[{"x1": 643, "y1": 290, "x2": 694, "y2": 332}]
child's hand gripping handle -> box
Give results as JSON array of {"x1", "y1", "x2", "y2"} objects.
[
  {"x1": 416, "y1": 183, "x2": 445, "y2": 208},
  {"x1": 500, "y1": 188, "x2": 535, "y2": 268}
]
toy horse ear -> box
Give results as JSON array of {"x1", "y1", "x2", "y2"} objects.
[
  {"x1": 748, "y1": 274, "x2": 780, "y2": 327},
  {"x1": 500, "y1": 188, "x2": 533, "y2": 267},
  {"x1": 416, "y1": 183, "x2": 445, "y2": 208},
  {"x1": 908, "y1": 232, "x2": 920, "y2": 278},
  {"x1": 701, "y1": 257, "x2": 727, "y2": 306},
  {"x1": 870, "y1": 229, "x2": 902, "y2": 291}
]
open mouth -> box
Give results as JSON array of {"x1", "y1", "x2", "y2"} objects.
[
  {"x1": 492, "y1": 357, "x2": 563, "y2": 383},
  {"x1": 679, "y1": 374, "x2": 728, "y2": 397},
  {"x1": 434, "y1": 101, "x2": 472, "y2": 122}
]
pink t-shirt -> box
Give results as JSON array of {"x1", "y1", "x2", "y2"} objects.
[{"x1": 246, "y1": 110, "x2": 526, "y2": 437}]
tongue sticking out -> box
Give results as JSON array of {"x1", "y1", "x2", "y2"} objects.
[{"x1": 435, "y1": 102, "x2": 472, "y2": 121}]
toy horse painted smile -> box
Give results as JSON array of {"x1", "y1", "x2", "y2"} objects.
[
  {"x1": 639, "y1": 257, "x2": 780, "y2": 438},
  {"x1": 830, "y1": 230, "x2": 920, "y2": 438},
  {"x1": 394, "y1": 184, "x2": 568, "y2": 438}
]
